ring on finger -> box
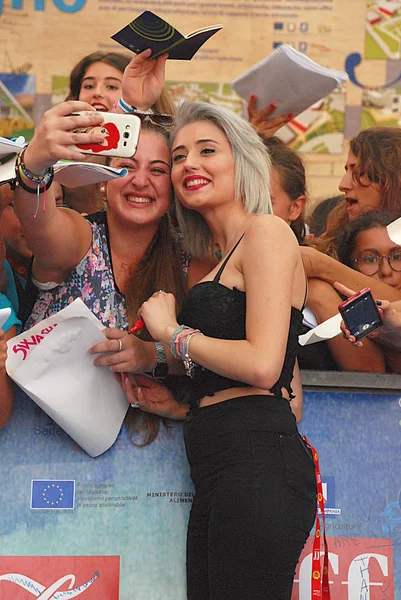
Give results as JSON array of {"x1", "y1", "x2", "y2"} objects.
[
  {"x1": 130, "y1": 401, "x2": 140, "y2": 409},
  {"x1": 117, "y1": 338, "x2": 123, "y2": 352}
]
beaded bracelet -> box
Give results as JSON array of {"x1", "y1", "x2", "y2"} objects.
[
  {"x1": 170, "y1": 325, "x2": 191, "y2": 359},
  {"x1": 16, "y1": 147, "x2": 54, "y2": 186},
  {"x1": 183, "y1": 330, "x2": 203, "y2": 378},
  {"x1": 15, "y1": 147, "x2": 54, "y2": 217}
]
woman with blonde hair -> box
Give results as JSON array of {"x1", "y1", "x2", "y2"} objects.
[{"x1": 110, "y1": 101, "x2": 317, "y2": 600}]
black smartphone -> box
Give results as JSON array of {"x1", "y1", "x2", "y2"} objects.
[{"x1": 338, "y1": 287, "x2": 383, "y2": 341}]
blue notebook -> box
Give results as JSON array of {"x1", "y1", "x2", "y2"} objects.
[{"x1": 111, "y1": 11, "x2": 223, "y2": 60}]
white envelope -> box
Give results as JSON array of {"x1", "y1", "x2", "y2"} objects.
[{"x1": 6, "y1": 299, "x2": 128, "y2": 457}]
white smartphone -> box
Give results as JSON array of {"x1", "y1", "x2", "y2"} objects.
[
  {"x1": 68, "y1": 111, "x2": 141, "y2": 158},
  {"x1": 0, "y1": 307, "x2": 11, "y2": 330}
]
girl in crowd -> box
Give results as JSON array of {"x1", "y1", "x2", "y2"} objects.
[
  {"x1": 112, "y1": 101, "x2": 316, "y2": 600},
  {"x1": 263, "y1": 136, "x2": 307, "y2": 243},
  {"x1": 336, "y1": 211, "x2": 401, "y2": 371},
  {"x1": 307, "y1": 126, "x2": 401, "y2": 260},
  {"x1": 66, "y1": 50, "x2": 175, "y2": 114},
  {"x1": 296, "y1": 128, "x2": 401, "y2": 370},
  {"x1": 337, "y1": 211, "x2": 401, "y2": 292},
  {"x1": 64, "y1": 50, "x2": 176, "y2": 214},
  {"x1": 10, "y1": 50, "x2": 211, "y2": 441}
]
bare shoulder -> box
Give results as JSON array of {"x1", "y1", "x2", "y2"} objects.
[{"x1": 244, "y1": 215, "x2": 299, "y2": 250}]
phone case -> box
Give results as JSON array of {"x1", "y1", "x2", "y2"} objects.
[
  {"x1": 69, "y1": 111, "x2": 141, "y2": 158},
  {"x1": 338, "y1": 287, "x2": 382, "y2": 340}
]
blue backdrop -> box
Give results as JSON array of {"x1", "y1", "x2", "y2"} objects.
[{"x1": 0, "y1": 386, "x2": 400, "y2": 599}]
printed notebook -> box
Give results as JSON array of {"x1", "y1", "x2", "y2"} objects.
[
  {"x1": 232, "y1": 44, "x2": 348, "y2": 118},
  {"x1": 111, "y1": 10, "x2": 223, "y2": 60}
]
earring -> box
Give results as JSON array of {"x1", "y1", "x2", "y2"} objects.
[{"x1": 100, "y1": 185, "x2": 106, "y2": 195}]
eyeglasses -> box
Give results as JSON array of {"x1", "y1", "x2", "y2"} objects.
[
  {"x1": 131, "y1": 111, "x2": 175, "y2": 128},
  {"x1": 352, "y1": 250, "x2": 401, "y2": 275}
]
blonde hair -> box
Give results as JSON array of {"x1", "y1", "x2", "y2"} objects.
[{"x1": 170, "y1": 102, "x2": 272, "y2": 258}]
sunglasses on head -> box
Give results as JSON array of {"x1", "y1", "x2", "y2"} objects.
[{"x1": 131, "y1": 111, "x2": 175, "y2": 128}]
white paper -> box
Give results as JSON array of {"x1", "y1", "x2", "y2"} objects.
[
  {"x1": 232, "y1": 44, "x2": 348, "y2": 118},
  {"x1": 299, "y1": 312, "x2": 342, "y2": 346},
  {"x1": 54, "y1": 161, "x2": 128, "y2": 188},
  {"x1": 387, "y1": 216, "x2": 401, "y2": 246},
  {"x1": 0, "y1": 307, "x2": 11, "y2": 329},
  {"x1": 6, "y1": 300, "x2": 128, "y2": 457},
  {"x1": 0, "y1": 136, "x2": 25, "y2": 157},
  {"x1": 0, "y1": 137, "x2": 26, "y2": 185}
]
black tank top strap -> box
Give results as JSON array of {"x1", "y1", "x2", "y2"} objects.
[{"x1": 213, "y1": 233, "x2": 245, "y2": 283}]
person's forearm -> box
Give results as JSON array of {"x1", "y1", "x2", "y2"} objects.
[
  {"x1": 315, "y1": 254, "x2": 401, "y2": 302},
  {"x1": 161, "y1": 327, "x2": 283, "y2": 391}
]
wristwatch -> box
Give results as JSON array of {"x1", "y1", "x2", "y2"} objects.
[{"x1": 152, "y1": 341, "x2": 168, "y2": 380}]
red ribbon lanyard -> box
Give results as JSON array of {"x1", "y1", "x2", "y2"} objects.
[{"x1": 302, "y1": 436, "x2": 330, "y2": 600}]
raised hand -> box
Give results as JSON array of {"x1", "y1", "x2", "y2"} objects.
[
  {"x1": 138, "y1": 291, "x2": 178, "y2": 344},
  {"x1": 121, "y1": 49, "x2": 168, "y2": 111},
  {"x1": 23, "y1": 102, "x2": 105, "y2": 174},
  {"x1": 248, "y1": 95, "x2": 292, "y2": 139}
]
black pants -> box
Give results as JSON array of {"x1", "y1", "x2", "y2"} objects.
[{"x1": 183, "y1": 395, "x2": 317, "y2": 600}]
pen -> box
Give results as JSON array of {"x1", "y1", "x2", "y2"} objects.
[{"x1": 128, "y1": 318, "x2": 145, "y2": 334}]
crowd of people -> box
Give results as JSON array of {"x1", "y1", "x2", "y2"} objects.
[{"x1": 1, "y1": 44, "x2": 401, "y2": 599}]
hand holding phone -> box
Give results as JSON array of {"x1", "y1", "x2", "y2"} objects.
[
  {"x1": 69, "y1": 111, "x2": 141, "y2": 158},
  {"x1": 338, "y1": 287, "x2": 382, "y2": 341}
]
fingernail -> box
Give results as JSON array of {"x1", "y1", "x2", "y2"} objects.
[
  {"x1": 287, "y1": 113, "x2": 294, "y2": 119},
  {"x1": 376, "y1": 300, "x2": 382, "y2": 306},
  {"x1": 347, "y1": 337, "x2": 353, "y2": 342},
  {"x1": 250, "y1": 94, "x2": 256, "y2": 100},
  {"x1": 269, "y1": 102, "x2": 277, "y2": 109}
]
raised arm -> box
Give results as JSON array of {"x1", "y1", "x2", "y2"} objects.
[
  {"x1": 120, "y1": 49, "x2": 168, "y2": 112},
  {"x1": 247, "y1": 95, "x2": 292, "y2": 139},
  {"x1": 12, "y1": 102, "x2": 105, "y2": 280},
  {"x1": 301, "y1": 245, "x2": 401, "y2": 302}
]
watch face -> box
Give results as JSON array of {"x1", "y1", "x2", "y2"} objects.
[{"x1": 153, "y1": 362, "x2": 169, "y2": 379}]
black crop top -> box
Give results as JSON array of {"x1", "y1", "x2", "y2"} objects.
[{"x1": 176, "y1": 235, "x2": 304, "y2": 408}]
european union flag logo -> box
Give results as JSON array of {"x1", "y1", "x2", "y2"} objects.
[
  {"x1": 274, "y1": 22, "x2": 284, "y2": 30},
  {"x1": 31, "y1": 480, "x2": 75, "y2": 510}
]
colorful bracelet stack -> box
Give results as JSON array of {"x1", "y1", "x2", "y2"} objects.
[
  {"x1": 170, "y1": 325, "x2": 203, "y2": 378},
  {"x1": 15, "y1": 147, "x2": 54, "y2": 194}
]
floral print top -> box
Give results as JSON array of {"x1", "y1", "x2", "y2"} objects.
[{"x1": 24, "y1": 212, "x2": 191, "y2": 331}]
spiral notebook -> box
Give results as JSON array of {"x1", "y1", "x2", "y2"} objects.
[{"x1": 232, "y1": 45, "x2": 348, "y2": 118}]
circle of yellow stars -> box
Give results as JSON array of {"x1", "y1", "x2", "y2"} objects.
[{"x1": 42, "y1": 484, "x2": 64, "y2": 506}]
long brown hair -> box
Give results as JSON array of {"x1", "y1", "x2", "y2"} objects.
[
  {"x1": 115, "y1": 122, "x2": 187, "y2": 446},
  {"x1": 314, "y1": 127, "x2": 401, "y2": 257},
  {"x1": 66, "y1": 51, "x2": 176, "y2": 115},
  {"x1": 263, "y1": 137, "x2": 307, "y2": 243}
]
